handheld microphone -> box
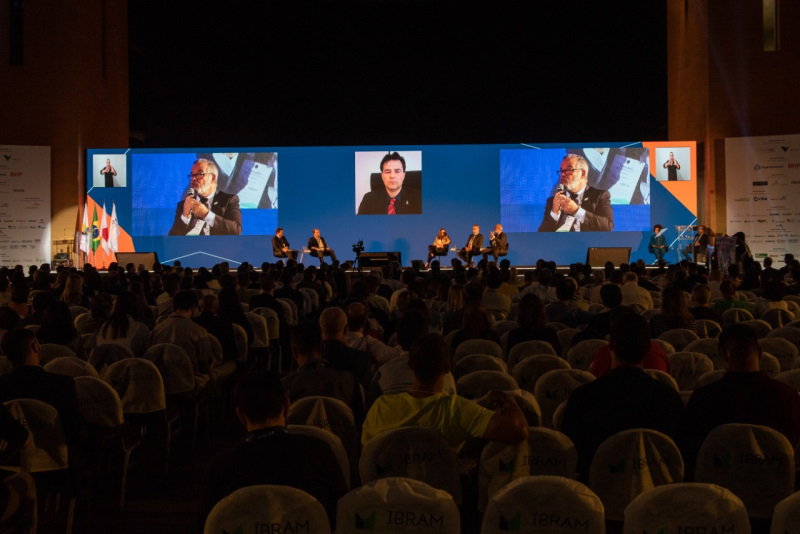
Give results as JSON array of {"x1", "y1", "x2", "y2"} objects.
[{"x1": 556, "y1": 183, "x2": 566, "y2": 195}]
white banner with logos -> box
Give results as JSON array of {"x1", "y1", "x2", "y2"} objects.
[
  {"x1": 725, "y1": 134, "x2": 800, "y2": 261},
  {"x1": 0, "y1": 145, "x2": 51, "y2": 266}
]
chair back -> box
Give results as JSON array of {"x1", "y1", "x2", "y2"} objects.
[
  {"x1": 696, "y1": 369, "x2": 725, "y2": 388},
  {"x1": 38, "y1": 343, "x2": 77, "y2": 366},
  {"x1": 758, "y1": 337, "x2": 798, "y2": 371},
  {"x1": 722, "y1": 307, "x2": 754, "y2": 327},
  {"x1": 475, "y1": 389, "x2": 542, "y2": 428},
  {"x1": 771, "y1": 490, "x2": 800, "y2": 534},
  {"x1": 759, "y1": 352, "x2": 782, "y2": 378},
  {"x1": 739, "y1": 319, "x2": 773, "y2": 338},
  {"x1": 286, "y1": 396, "x2": 359, "y2": 474},
  {"x1": 250, "y1": 306, "x2": 280, "y2": 340},
  {"x1": 567, "y1": 339, "x2": 608, "y2": 371},
  {"x1": 90, "y1": 343, "x2": 134, "y2": 374},
  {"x1": 74, "y1": 375, "x2": 124, "y2": 428},
  {"x1": 556, "y1": 328, "x2": 581, "y2": 358},
  {"x1": 74, "y1": 312, "x2": 98, "y2": 335},
  {"x1": 776, "y1": 369, "x2": 800, "y2": 392},
  {"x1": 101, "y1": 358, "x2": 166, "y2": 414},
  {"x1": 534, "y1": 369, "x2": 595, "y2": 429},
  {"x1": 644, "y1": 369, "x2": 679, "y2": 391},
  {"x1": 478, "y1": 428, "x2": 578, "y2": 511},
  {"x1": 589, "y1": 428, "x2": 684, "y2": 521},
  {"x1": 684, "y1": 338, "x2": 722, "y2": 368},
  {"x1": 452, "y1": 354, "x2": 508, "y2": 380},
  {"x1": 760, "y1": 307, "x2": 795, "y2": 329},
  {"x1": 492, "y1": 320, "x2": 518, "y2": 337},
  {"x1": 44, "y1": 356, "x2": 99, "y2": 378},
  {"x1": 511, "y1": 354, "x2": 571, "y2": 395},
  {"x1": 276, "y1": 297, "x2": 298, "y2": 326},
  {"x1": 298, "y1": 287, "x2": 320, "y2": 313},
  {"x1": 69, "y1": 305, "x2": 89, "y2": 320},
  {"x1": 230, "y1": 323, "x2": 249, "y2": 361},
  {"x1": 767, "y1": 326, "x2": 800, "y2": 350},
  {"x1": 1, "y1": 398, "x2": 68, "y2": 472},
  {"x1": 286, "y1": 424, "x2": 350, "y2": 489},
  {"x1": 651, "y1": 338, "x2": 675, "y2": 355},
  {"x1": 507, "y1": 339, "x2": 557, "y2": 369},
  {"x1": 623, "y1": 483, "x2": 750, "y2": 534},
  {"x1": 668, "y1": 351, "x2": 714, "y2": 390},
  {"x1": 694, "y1": 319, "x2": 722, "y2": 339},
  {"x1": 481, "y1": 475, "x2": 605, "y2": 534},
  {"x1": 79, "y1": 332, "x2": 97, "y2": 359},
  {"x1": 453, "y1": 339, "x2": 503, "y2": 363},
  {"x1": 336, "y1": 477, "x2": 459, "y2": 534},
  {"x1": 695, "y1": 423, "x2": 795, "y2": 519},
  {"x1": 204, "y1": 485, "x2": 331, "y2": 534},
  {"x1": 658, "y1": 328, "x2": 700, "y2": 352},
  {"x1": 245, "y1": 312, "x2": 269, "y2": 348},
  {"x1": 359, "y1": 427, "x2": 461, "y2": 503},
  {"x1": 456, "y1": 370, "x2": 518, "y2": 400}
]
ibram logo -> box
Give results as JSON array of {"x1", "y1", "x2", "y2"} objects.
[
  {"x1": 781, "y1": 146, "x2": 789, "y2": 152},
  {"x1": 2, "y1": 154, "x2": 10, "y2": 161}
]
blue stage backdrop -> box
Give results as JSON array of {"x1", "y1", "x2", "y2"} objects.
[{"x1": 86, "y1": 142, "x2": 695, "y2": 267}]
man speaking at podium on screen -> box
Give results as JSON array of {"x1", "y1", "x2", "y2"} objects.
[
  {"x1": 169, "y1": 159, "x2": 242, "y2": 236},
  {"x1": 538, "y1": 154, "x2": 614, "y2": 233}
]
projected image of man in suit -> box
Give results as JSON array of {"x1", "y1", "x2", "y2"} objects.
[
  {"x1": 168, "y1": 159, "x2": 243, "y2": 236},
  {"x1": 357, "y1": 151, "x2": 422, "y2": 215},
  {"x1": 538, "y1": 154, "x2": 614, "y2": 233}
]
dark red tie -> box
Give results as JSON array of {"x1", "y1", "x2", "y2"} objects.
[{"x1": 388, "y1": 198, "x2": 396, "y2": 215}]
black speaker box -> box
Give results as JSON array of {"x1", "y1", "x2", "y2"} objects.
[{"x1": 115, "y1": 252, "x2": 159, "y2": 271}]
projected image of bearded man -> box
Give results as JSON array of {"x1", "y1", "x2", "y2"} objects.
[
  {"x1": 538, "y1": 154, "x2": 613, "y2": 233},
  {"x1": 169, "y1": 159, "x2": 242, "y2": 236}
]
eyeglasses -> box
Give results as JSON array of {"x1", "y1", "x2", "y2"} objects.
[
  {"x1": 556, "y1": 167, "x2": 582, "y2": 176},
  {"x1": 187, "y1": 172, "x2": 212, "y2": 180}
]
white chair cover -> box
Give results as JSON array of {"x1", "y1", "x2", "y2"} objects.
[
  {"x1": 204, "y1": 485, "x2": 331, "y2": 534},
  {"x1": 644, "y1": 369, "x2": 679, "y2": 391},
  {"x1": 557, "y1": 328, "x2": 582, "y2": 358},
  {"x1": 767, "y1": 326, "x2": 800, "y2": 351},
  {"x1": 455, "y1": 370, "x2": 518, "y2": 400},
  {"x1": 507, "y1": 340, "x2": 557, "y2": 369},
  {"x1": 667, "y1": 351, "x2": 714, "y2": 390},
  {"x1": 478, "y1": 428, "x2": 578, "y2": 511},
  {"x1": 298, "y1": 287, "x2": 319, "y2": 313},
  {"x1": 776, "y1": 369, "x2": 800, "y2": 392},
  {"x1": 286, "y1": 424, "x2": 350, "y2": 489},
  {"x1": 589, "y1": 428, "x2": 684, "y2": 521},
  {"x1": 286, "y1": 396, "x2": 359, "y2": 472},
  {"x1": 534, "y1": 369, "x2": 595, "y2": 429},
  {"x1": 658, "y1": 328, "x2": 700, "y2": 352},
  {"x1": 759, "y1": 352, "x2": 782, "y2": 378},
  {"x1": 359, "y1": 427, "x2": 461, "y2": 504},
  {"x1": 101, "y1": 358, "x2": 166, "y2": 414},
  {"x1": 475, "y1": 389, "x2": 542, "y2": 428},
  {"x1": 452, "y1": 354, "x2": 508, "y2": 380},
  {"x1": 69, "y1": 305, "x2": 89, "y2": 320},
  {"x1": 696, "y1": 369, "x2": 725, "y2": 388},
  {"x1": 651, "y1": 338, "x2": 676, "y2": 355},
  {"x1": 759, "y1": 337, "x2": 799, "y2": 372},
  {"x1": 90, "y1": 343, "x2": 135, "y2": 375},
  {"x1": 739, "y1": 319, "x2": 773, "y2": 339},
  {"x1": 1, "y1": 398, "x2": 68, "y2": 473},
  {"x1": 722, "y1": 307, "x2": 754, "y2": 327},
  {"x1": 511, "y1": 354, "x2": 571, "y2": 395},
  {"x1": 695, "y1": 423, "x2": 795, "y2": 519},
  {"x1": 336, "y1": 477, "x2": 459, "y2": 534},
  {"x1": 492, "y1": 320, "x2": 519, "y2": 337},
  {"x1": 231, "y1": 323, "x2": 249, "y2": 360},
  {"x1": 567, "y1": 339, "x2": 609, "y2": 371},
  {"x1": 275, "y1": 297, "x2": 298, "y2": 326},
  {"x1": 38, "y1": 343, "x2": 77, "y2": 366},
  {"x1": 623, "y1": 483, "x2": 750, "y2": 534},
  {"x1": 694, "y1": 319, "x2": 722, "y2": 339},
  {"x1": 453, "y1": 339, "x2": 503, "y2": 363},
  {"x1": 482, "y1": 475, "x2": 605, "y2": 534},
  {"x1": 74, "y1": 375, "x2": 124, "y2": 428},
  {"x1": 771, "y1": 490, "x2": 800, "y2": 534},
  {"x1": 44, "y1": 356, "x2": 99, "y2": 378},
  {"x1": 250, "y1": 306, "x2": 280, "y2": 340},
  {"x1": 684, "y1": 338, "x2": 722, "y2": 369},
  {"x1": 245, "y1": 312, "x2": 269, "y2": 348},
  {"x1": 760, "y1": 307, "x2": 795, "y2": 329}
]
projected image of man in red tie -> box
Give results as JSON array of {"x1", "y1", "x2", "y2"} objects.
[{"x1": 357, "y1": 151, "x2": 422, "y2": 215}]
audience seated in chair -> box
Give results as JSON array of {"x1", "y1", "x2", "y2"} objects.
[
  {"x1": 201, "y1": 370, "x2": 347, "y2": 526},
  {"x1": 561, "y1": 312, "x2": 684, "y2": 480}
]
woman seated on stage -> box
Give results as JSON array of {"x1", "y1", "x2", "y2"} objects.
[
  {"x1": 425, "y1": 228, "x2": 451, "y2": 269},
  {"x1": 648, "y1": 224, "x2": 668, "y2": 262}
]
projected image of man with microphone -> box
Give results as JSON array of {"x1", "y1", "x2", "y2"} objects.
[
  {"x1": 537, "y1": 153, "x2": 614, "y2": 232},
  {"x1": 168, "y1": 159, "x2": 243, "y2": 236}
]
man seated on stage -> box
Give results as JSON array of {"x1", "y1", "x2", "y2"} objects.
[
  {"x1": 168, "y1": 158, "x2": 242, "y2": 236},
  {"x1": 682, "y1": 225, "x2": 709, "y2": 262},
  {"x1": 271, "y1": 227, "x2": 297, "y2": 261},
  {"x1": 201, "y1": 370, "x2": 348, "y2": 525},
  {"x1": 357, "y1": 151, "x2": 422, "y2": 215},
  {"x1": 481, "y1": 223, "x2": 508, "y2": 263},
  {"x1": 538, "y1": 154, "x2": 614, "y2": 232},
  {"x1": 457, "y1": 225, "x2": 483, "y2": 267},
  {"x1": 307, "y1": 228, "x2": 337, "y2": 265}
]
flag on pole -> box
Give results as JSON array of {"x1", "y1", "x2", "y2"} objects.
[
  {"x1": 100, "y1": 202, "x2": 109, "y2": 254},
  {"x1": 109, "y1": 202, "x2": 119, "y2": 253},
  {"x1": 91, "y1": 206, "x2": 100, "y2": 254},
  {"x1": 79, "y1": 201, "x2": 90, "y2": 254}
]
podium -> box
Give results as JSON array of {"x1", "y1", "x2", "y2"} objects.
[{"x1": 675, "y1": 225, "x2": 695, "y2": 263}]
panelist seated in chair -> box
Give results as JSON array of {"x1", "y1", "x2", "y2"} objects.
[
  {"x1": 457, "y1": 225, "x2": 483, "y2": 267},
  {"x1": 481, "y1": 223, "x2": 508, "y2": 263},
  {"x1": 425, "y1": 228, "x2": 451, "y2": 268},
  {"x1": 201, "y1": 370, "x2": 347, "y2": 525},
  {"x1": 307, "y1": 228, "x2": 337, "y2": 264},
  {"x1": 271, "y1": 227, "x2": 298, "y2": 261},
  {"x1": 357, "y1": 152, "x2": 422, "y2": 215}
]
